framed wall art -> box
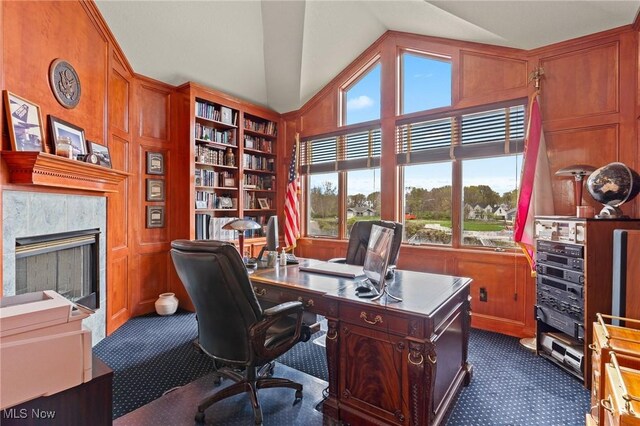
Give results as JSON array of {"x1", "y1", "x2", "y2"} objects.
[
  {"x1": 146, "y1": 179, "x2": 165, "y2": 202},
  {"x1": 146, "y1": 206, "x2": 165, "y2": 228},
  {"x1": 3, "y1": 91, "x2": 45, "y2": 152},
  {"x1": 88, "y1": 141, "x2": 112, "y2": 168},
  {"x1": 48, "y1": 115, "x2": 87, "y2": 158},
  {"x1": 146, "y1": 151, "x2": 164, "y2": 175}
]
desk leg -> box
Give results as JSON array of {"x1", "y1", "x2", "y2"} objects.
[
  {"x1": 463, "y1": 295, "x2": 473, "y2": 386},
  {"x1": 323, "y1": 318, "x2": 340, "y2": 420}
]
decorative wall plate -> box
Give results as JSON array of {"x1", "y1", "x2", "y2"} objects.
[{"x1": 49, "y1": 59, "x2": 81, "y2": 109}]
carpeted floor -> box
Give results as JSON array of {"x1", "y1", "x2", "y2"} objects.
[{"x1": 94, "y1": 310, "x2": 589, "y2": 424}]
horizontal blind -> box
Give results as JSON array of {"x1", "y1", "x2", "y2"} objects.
[
  {"x1": 301, "y1": 128, "x2": 381, "y2": 173},
  {"x1": 396, "y1": 101, "x2": 526, "y2": 165}
]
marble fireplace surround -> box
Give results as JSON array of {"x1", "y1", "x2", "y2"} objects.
[{"x1": 2, "y1": 190, "x2": 107, "y2": 344}]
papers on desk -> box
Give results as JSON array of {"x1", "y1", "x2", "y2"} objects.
[{"x1": 299, "y1": 261, "x2": 365, "y2": 279}]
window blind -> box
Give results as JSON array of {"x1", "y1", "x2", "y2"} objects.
[
  {"x1": 396, "y1": 100, "x2": 526, "y2": 165},
  {"x1": 301, "y1": 127, "x2": 381, "y2": 173}
]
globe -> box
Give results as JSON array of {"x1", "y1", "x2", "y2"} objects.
[{"x1": 586, "y1": 162, "x2": 640, "y2": 218}]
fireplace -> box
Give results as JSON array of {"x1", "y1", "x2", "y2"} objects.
[{"x1": 15, "y1": 229, "x2": 100, "y2": 309}]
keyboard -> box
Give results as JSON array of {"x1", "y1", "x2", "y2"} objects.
[{"x1": 285, "y1": 253, "x2": 299, "y2": 264}]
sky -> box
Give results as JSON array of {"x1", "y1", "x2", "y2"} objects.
[{"x1": 313, "y1": 52, "x2": 522, "y2": 197}]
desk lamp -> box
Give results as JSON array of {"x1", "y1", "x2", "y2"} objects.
[
  {"x1": 555, "y1": 164, "x2": 596, "y2": 214},
  {"x1": 222, "y1": 218, "x2": 262, "y2": 262}
]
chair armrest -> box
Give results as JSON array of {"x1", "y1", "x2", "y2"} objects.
[
  {"x1": 328, "y1": 257, "x2": 347, "y2": 263},
  {"x1": 262, "y1": 301, "x2": 303, "y2": 318}
]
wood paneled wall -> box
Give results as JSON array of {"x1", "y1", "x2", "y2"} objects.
[{"x1": 287, "y1": 28, "x2": 640, "y2": 338}]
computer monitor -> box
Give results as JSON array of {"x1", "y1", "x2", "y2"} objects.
[
  {"x1": 363, "y1": 224, "x2": 394, "y2": 294},
  {"x1": 257, "y1": 216, "x2": 278, "y2": 261}
]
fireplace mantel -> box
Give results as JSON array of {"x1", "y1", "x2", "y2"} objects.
[{"x1": 1, "y1": 151, "x2": 129, "y2": 193}]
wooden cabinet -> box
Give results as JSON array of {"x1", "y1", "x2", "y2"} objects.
[
  {"x1": 173, "y1": 83, "x2": 281, "y2": 244},
  {"x1": 602, "y1": 356, "x2": 640, "y2": 425}
]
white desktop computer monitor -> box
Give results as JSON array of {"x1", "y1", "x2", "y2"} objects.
[
  {"x1": 257, "y1": 216, "x2": 278, "y2": 261},
  {"x1": 363, "y1": 225, "x2": 394, "y2": 295}
]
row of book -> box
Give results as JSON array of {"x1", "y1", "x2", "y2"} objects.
[
  {"x1": 243, "y1": 174, "x2": 274, "y2": 190},
  {"x1": 244, "y1": 118, "x2": 277, "y2": 136},
  {"x1": 195, "y1": 169, "x2": 234, "y2": 187},
  {"x1": 195, "y1": 215, "x2": 239, "y2": 240},
  {"x1": 195, "y1": 124, "x2": 236, "y2": 144},
  {"x1": 195, "y1": 145, "x2": 233, "y2": 166},
  {"x1": 242, "y1": 192, "x2": 274, "y2": 210},
  {"x1": 195, "y1": 101, "x2": 238, "y2": 125},
  {"x1": 195, "y1": 191, "x2": 236, "y2": 209},
  {"x1": 243, "y1": 154, "x2": 275, "y2": 172},
  {"x1": 244, "y1": 135, "x2": 274, "y2": 152}
]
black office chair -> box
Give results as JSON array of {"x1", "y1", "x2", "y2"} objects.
[
  {"x1": 330, "y1": 220, "x2": 403, "y2": 269},
  {"x1": 170, "y1": 239, "x2": 309, "y2": 425}
]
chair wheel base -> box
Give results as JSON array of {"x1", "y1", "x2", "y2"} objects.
[
  {"x1": 195, "y1": 411, "x2": 205, "y2": 423},
  {"x1": 294, "y1": 389, "x2": 303, "y2": 404}
]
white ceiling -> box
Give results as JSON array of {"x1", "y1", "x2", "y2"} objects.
[{"x1": 95, "y1": 0, "x2": 640, "y2": 114}]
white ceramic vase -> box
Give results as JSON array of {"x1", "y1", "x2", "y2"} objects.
[{"x1": 155, "y1": 292, "x2": 178, "y2": 316}]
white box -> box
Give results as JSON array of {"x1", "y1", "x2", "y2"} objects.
[{"x1": 0, "y1": 291, "x2": 93, "y2": 409}]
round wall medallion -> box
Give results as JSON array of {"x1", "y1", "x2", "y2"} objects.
[{"x1": 49, "y1": 59, "x2": 81, "y2": 109}]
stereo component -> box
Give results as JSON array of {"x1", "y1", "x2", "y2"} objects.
[
  {"x1": 534, "y1": 218, "x2": 586, "y2": 244},
  {"x1": 539, "y1": 332, "x2": 584, "y2": 377}
]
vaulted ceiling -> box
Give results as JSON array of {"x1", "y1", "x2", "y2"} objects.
[{"x1": 95, "y1": 1, "x2": 640, "y2": 113}]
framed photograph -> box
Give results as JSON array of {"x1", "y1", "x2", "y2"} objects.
[
  {"x1": 146, "y1": 206, "x2": 165, "y2": 228},
  {"x1": 258, "y1": 198, "x2": 270, "y2": 210},
  {"x1": 220, "y1": 106, "x2": 233, "y2": 124},
  {"x1": 88, "y1": 141, "x2": 112, "y2": 168},
  {"x1": 146, "y1": 151, "x2": 164, "y2": 175},
  {"x1": 224, "y1": 177, "x2": 235, "y2": 187},
  {"x1": 48, "y1": 115, "x2": 87, "y2": 158},
  {"x1": 3, "y1": 91, "x2": 45, "y2": 152},
  {"x1": 146, "y1": 179, "x2": 165, "y2": 201}
]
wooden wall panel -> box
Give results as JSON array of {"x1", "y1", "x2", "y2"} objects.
[
  {"x1": 107, "y1": 255, "x2": 130, "y2": 333},
  {"x1": 138, "y1": 83, "x2": 171, "y2": 141},
  {"x1": 110, "y1": 67, "x2": 130, "y2": 134},
  {"x1": 136, "y1": 252, "x2": 169, "y2": 312},
  {"x1": 300, "y1": 95, "x2": 337, "y2": 136},
  {"x1": 546, "y1": 125, "x2": 618, "y2": 216},
  {"x1": 459, "y1": 51, "x2": 528, "y2": 101},
  {"x1": 541, "y1": 42, "x2": 619, "y2": 122}
]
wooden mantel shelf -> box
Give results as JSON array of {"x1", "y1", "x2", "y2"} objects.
[{"x1": 1, "y1": 151, "x2": 130, "y2": 193}]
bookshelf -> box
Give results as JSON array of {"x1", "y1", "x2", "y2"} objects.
[{"x1": 175, "y1": 83, "x2": 281, "y2": 253}]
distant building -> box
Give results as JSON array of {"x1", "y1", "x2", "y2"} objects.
[{"x1": 346, "y1": 206, "x2": 375, "y2": 219}]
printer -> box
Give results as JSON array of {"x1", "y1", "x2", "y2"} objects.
[{"x1": 0, "y1": 290, "x2": 93, "y2": 409}]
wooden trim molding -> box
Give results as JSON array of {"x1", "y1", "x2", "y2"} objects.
[{"x1": 1, "y1": 151, "x2": 129, "y2": 193}]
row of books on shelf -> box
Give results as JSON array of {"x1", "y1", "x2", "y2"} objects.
[
  {"x1": 195, "y1": 215, "x2": 238, "y2": 241},
  {"x1": 195, "y1": 191, "x2": 237, "y2": 209},
  {"x1": 195, "y1": 169, "x2": 234, "y2": 187},
  {"x1": 242, "y1": 193, "x2": 274, "y2": 210},
  {"x1": 243, "y1": 174, "x2": 274, "y2": 190},
  {"x1": 244, "y1": 118, "x2": 277, "y2": 136},
  {"x1": 243, "y1": 154, "x2": 275, "y2": 172},
  {"x1": 195, "y1": 123, "x2": 236, "y2": 144},
  {"x1": 196, "y1": 101, "x2": 238, "y2": 125},
  {"x1": 244, "y1": 135, "x2": 274, "y2": 152},
  {"x1": 195, "y1": 145, "x2": 234, "y2": 166}
]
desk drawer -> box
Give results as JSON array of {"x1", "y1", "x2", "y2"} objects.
[
  {"x1": 339, "y1": 304, "x2": 423, "y2": 337},
  {"x1": 252, "y1": 284, "x2": 326, "y2": 315}
]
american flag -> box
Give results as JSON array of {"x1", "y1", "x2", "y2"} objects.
[{"x1": 284, "y1": 142, "x2": 300, "y2": 248}]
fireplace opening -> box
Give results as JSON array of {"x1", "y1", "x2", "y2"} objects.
[{"x1": 15, "y1": 229, "x2": 100, "y2": 309}]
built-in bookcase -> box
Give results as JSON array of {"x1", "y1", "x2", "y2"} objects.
[{"x1": 242, "y1": 113, "x2": 277, "y2": 218}]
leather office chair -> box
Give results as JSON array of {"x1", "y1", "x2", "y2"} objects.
[
  {"x1": 170, "y1": 239, "x2": 309, "y2": 425},
  {"x1": 330, "y1": 220, "x2": 403, "y2": 269}
]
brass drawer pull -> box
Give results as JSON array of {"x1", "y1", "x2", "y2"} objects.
[
  {"x1": 254, "y1": 287, "x2": 267, "y2": 296},
  {"x1": 408, "y1": 353, "x2": 424, "y2": 366},
  {"x1": 600, "y1": 397, "x2": 613, "y2": 413},
  {"x1": 327, "y1": 330, "x2": 338, "y2": 340},
  {"x1": 428, "y1": 354, "x2": 437, "y2": 364},
  {"x1": 297, "y1": 297, "x2": 314, "y2": 307},
  {"x1": 588, "y1": 343, "x2": 598, "y2": 351},
  {"x1": 360, "y1": 312, "x2": 383, "y2": 325}
]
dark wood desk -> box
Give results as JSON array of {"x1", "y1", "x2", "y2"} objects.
[{"x1": 251, "y1": 261, "x2": 472, "y2": 426}]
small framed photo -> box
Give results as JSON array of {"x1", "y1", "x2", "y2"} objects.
[
  {"x1": 88, "y1": 141, "x2": 112, "y2": 168},
  {"x1": 146, "y1": 179, "x2": 165, "y2": 201},
  {"x1": 3, "y1": 91, "x2": 45, "y2": 152},
  {"x1": 48, "y1": 115, "x2": 87, "y2": 158},
  {"x1": 258, "y1": 198, "x2": 270, "y2": 210},
  {"x1": 146, "y1": 151, "x2": 164, "y2": 175},
  {"x1": 220, "y1": 106, "x2": 233, "y2": 124},
  {"x1": 146, "y1": 206, "x2": 165, "y2": 228},
  {"x1": 224, "y1": 177, "x2": 235, "y2": 187}
]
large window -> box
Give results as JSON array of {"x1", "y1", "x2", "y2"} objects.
[
  {"x1": 344, "y1": 62, "x2": 381, "y2": 125},
  {"x1": 346, "y1": 168, "x2": 380, "y2": 237},
  {"x1": 462, "y1": 155, "x2": 522, "y2": 248},
  {"x1": 403, "y1": 162, "x2": 452, "y2": 245},
  {"x1": 307, "y1": 173, "x2": 339, "y2": 237},
  {"x1": 402, "y1": 52, "x2": 451, "y2": 115}
]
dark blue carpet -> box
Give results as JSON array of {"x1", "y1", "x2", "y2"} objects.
[{"x1": 94, "y1": 310, "x2": 589, "y2": 424}]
